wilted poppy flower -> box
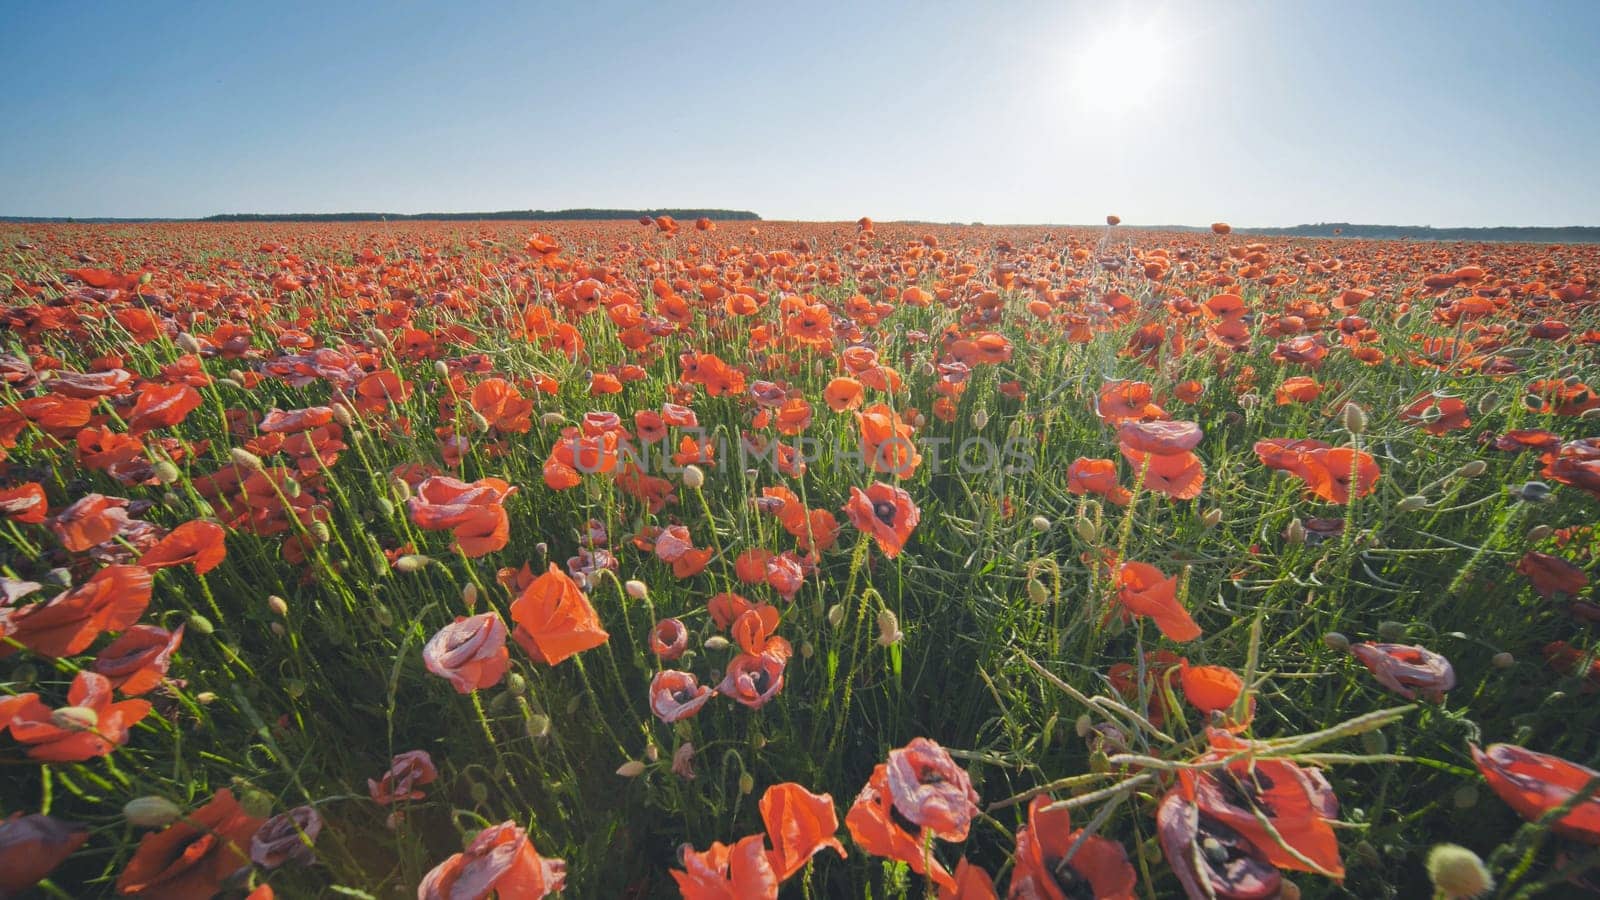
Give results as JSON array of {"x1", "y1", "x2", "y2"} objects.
[
  {"x1": 509, "y1": 564, "x2": 609, "y2": 665},
  {"x1": 422, "y1": 612, "x2": 510, "y2": 693},
  {"x1": 368, "y1": 750, "x2": 437, "y2": 805},
  {"x1": 251, "y1": 805, "x2": 323, "y2": 868},
  {"x1": 0, "y1": 563, "x2": 153, "y2": 658},
  {"x1": 139, "y1": 520, "x2": 228, "y2": 575},
  {"x1": 759, "y1": 782, "x2": 846, "y2": 880},
  {"x1": 1348, "y1": 642, "x2": 1455, "y2": 702},
  {"x1": 844, "y1": 483, "x2": 921, "y2": 558},
  {"x1": 91, "y1": 623, "x2": 184, "y2": 695},
  {"x1": 417, "y1": 820, "x2": 567, "y2": 899},
  {"x1": 115, "y1": 788, "x2": 265, "y2": 899},
  {"x1": 651, "y1": 669, "x2": 714, "y2": 723},
  {"x1": 1010, "y1": 794, "x2": 1137, "y2": 900},
  {"x1": 718, "y1": 651, "x2": 787, "y2": 709},
  {"x1": 650, "y1": 617, "x2": 689, "y2": 660},
  {"x1": 846, "y1": 764, "x2": 957, "y2": 891},
  {"x1": 671, "y1": 834, "x2": 779, "y2": 900},
  {"x1": 1156, "y1": 789, "x2": 1282, "y2": 900},
  {"x1": 0, "y1": 812, "x2": 89, "y2": 897},
  {"x1": 884, "y1": 737, "x2": 980, "y2": 842},
  {"x1": 1472, "y1": 743, "x2": 1600, "y2": 844},
  {"x1": 1114, "y1": 561, "x2": 1202, "y2": 642}
]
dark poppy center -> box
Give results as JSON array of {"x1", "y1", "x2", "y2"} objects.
[
  {"x1": 1049, "y1": 856, "x2": 1098, "y2": 900},
  {"x1": 872, "y1": 500, "x2": 897, "y2": 525}
]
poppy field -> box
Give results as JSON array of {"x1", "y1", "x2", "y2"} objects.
[{"x1": 2, "y1": 217, "x2": 1600, "y2": 899}]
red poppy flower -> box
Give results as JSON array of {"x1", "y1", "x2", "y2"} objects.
[
  {"x1": 139, "y1": 520, "x2": 228, "y2": 575},
  {"x1": 651, "y1": 669, "x2": 714, "y2": 723},
  {"x1": 422, "y1": 612, "x2": 510, "y2": 693},
  {"x1": 0, "y1": 813, "x2": 89, "y2": 898},
  {"x1": 405, "y1": 475, "x2": 516, "y2": 558},
  {"x1": 671, "y1": 834, "x2": 779, "y2": 900},
  {"x1": 508, "y1": 564, "x2": 609, "y2": 665},
  {"x1": 0, "y1": 563, "x2": 153, "y2": 658},
  {"x1": 1472, "y1": 743, "x2": 1600, "y2": 844},
  {"x1": 91, "y1": 624, "x2": 184, "y2": 695},
  {"x1": 1067, "y1": 457, "x2": 1132, "y2": 506},
  {"x1": 718, "y1": 651, "x2": 787, "y2": 709},
  {"x1": 856, "y1": 403, "x2": 921, "y2": 477},
  {"x1": 844, "y1": 483, "x2": 921, "y2": 558},
  {"x1": 650, "y1": 617, "x2": 689, "y2": 660},
  {"x1": 1010, "y1": 794, "x2": 1137, "y2": 900},
  {"x1": 1179, "y1": 663, "x2": 1246, "y2": 716},
  {"x1": 759, "y1": 782, "x2": 846, "y2": 880},
  {"x1": 1516, "y1": 551, "x2": 1589, "y2": 599},
  {"x1": 845, "y1": 764, "x2": 957, "y2": 891},
  {"x1": 49, "y1": 493, "x2": 133, "y2": 552},
  {"x1": 1348, "y1": 643, "x2": 1456, "y2": 702},
  {"x1": 2, "y1": 670, "x2": 150, "y2": 762},
  {"x1": 127, "y1": 382, "x2": 203, "y2": 434},
  {"x1": 0, "y1": 482, "x2": 48, "y2": 524},
  {"x1": 368, "y1": 750, "x2": 437, "y2": 805},
  {"x1": 418, "y1": 820, "x2": 566, "y2": 899},
  {"x1": 884, "y1": 737, "x2": 980, "y2": 842},
  {"x1": 1114, "y1": 561, "x2": 1202, "y2": 642},
  {"x1": 115, "y1": 788, "x2": 264, "y2": 900},
  {"x1": 1117, "y1": 420, "x2": 1203, "y2": 455},
  {"x1": 1156, "y1": 788, "x2": 1282, "y2": 900}
]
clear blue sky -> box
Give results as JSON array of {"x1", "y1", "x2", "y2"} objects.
[{"x1": 2, "y1": 0, "x2": 1597, "y2": 225}]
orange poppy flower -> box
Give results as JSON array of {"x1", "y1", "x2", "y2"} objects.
[
  {"x1": 508, "y1": 564, "x2": 609, "y2": 665},
  {"x1": 418, "y1": 821, "x2": 566, "y2": 899},
  {"x1": 422, "y1": 612, "x2": 510, "y2": 694},
  {"x1": 650, "y1": 669, "x2": 713, "y2": 723},
  {"x1": 1516, "y1": 551, "x2": 1588, "y2": 599},
  {"x1": 856, "y1": 403, "x2": 921, "y2": 477},
  {"x1": 116, "y1": 789, "x2": 265, "y2": 900},
  {"x1": 759, "y1": 782, "x2": 846, "y2": 880},
  {"x1": 1067, "y1": 457, "x2": 1132, "y2": 506},
  {"x1": 1472, "y1": 743, "x2": 1600, "y2": 845},
  {"x1": 1010, "y1": 794, "x2": 1137, "y2": 900},
  {"x1": 127, "y1": 382, "x2": 203, "y2": 434},
  {"x1": 671, "y1": 834, "x2": 779, "y2": 900},
  {"x1": 1114, "y1": 561, "x2": 1201, "y2": 642},
  {"x1": 405, "y1": 475, "x2": 516, "y2": 557},
  {"x1": 1274, "y1": 376, "x2": 1322, "y2": 405},
  {"x1": 1178, "y1": 663, "x2": 1245, "y2": 716},
  {"x1": 843, "y1": 483, "x2": 920, "y2": 558},
  {"x1": 937, "y1": 859, "x2": 997, "y2": 900},
  {"x1": 139, "y1": 520, "x2": 227, "y2": 575},
  {"x1": 1, "y1": 670, "x2": 150, "y2": 762},
  {"x1": 845, "y1": 764, "x2": 957, "y2": 891}
]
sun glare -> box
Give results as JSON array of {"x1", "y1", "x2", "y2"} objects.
[{"x1": 1070, "y1": 16, "x2": 1174, "y2": 114}]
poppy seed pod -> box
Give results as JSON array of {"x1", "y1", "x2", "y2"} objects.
[
  {"x1": 1340, "y1": 402, "x2": 1368, "y2": 434},
  {"x1": 682, "y1": 464, "x2": 705, "y2": 490},
  {"x1": 1426, "y1": 844, "x2": 1493, "y2": 899},
  {"x1": 124, "y1": 796, "x2": 183, "y2": 828}
]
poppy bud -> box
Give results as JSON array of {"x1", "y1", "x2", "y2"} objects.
[
  {"x1": 1584, "y1": 406, "x2": 1600, "y2": 421},
  {"x1": 540, "y1": 412, "x2": 566, "y2": 426},
  {"x1": 124, "y1": 796, "x2": 183, "y2": 828},
  {"x1": 329, "y1": 402, "x2": 353, "y2": 427},
  {"x1": 800, "y1": 641, "x2": 814, "y2": 659},
  {"x1": 739, "y1": 772, "x2": 755, "y2": 795},
  {"x1": 1238, "y1": 393, "x2": 1262, "y2": 410},
  {"x1": 229, "y1": 448, "x2": 266, "y2": 471},
  {"x1": 163, "y1": 491, "x2": 183, "y2": 508},
  {"x1": 526, "y1": 714, "x2": 551, "y2": 739},
  {"x1": 827, "y1": 604, "x2": 845, "y2": 628},
  {"x1": 1491, "y1": 651, "x2": 1515, "y2": 669},
  {"x1": 506, "y1": 673, "x2": 527, "y2": 697},
  {"x1": 196, "y1": 691, "x2": 218, "y2": 704},
  {"x1": 876, "y1": 609, "x2": 902, "y2": 646},
  {"x1": 704, "y1": 635, "x2": 730, "y2": 651},
  {"x1": 434, "y1": 360, "x2": 450, "y2": 379},
  {"x1": 270, "y1": 622, "x2": 286, "y2": 636},
  {"x1": 470, "y1": 411, "x2": 492, "y2": 433},
  {"x1": 1396, "y1": 495, "x2": 1429, "y2": 512},
  {"x1": 1201, "y1": 507, "x2": 1223, "y2": 528},
  {"x1": 217, "y1": 377, "x2": 244, "y2": 389},
  {"x1": 1377, "y1": 620, "x2": 1406, "y2": 641},
  {"x1": 1477, "y1": 392, "x2": 1499, "y2": 415},
  {"x1": 625, "y1": 579, "x2": 648, "y2": 600},
  {"x1": 153, "y1": 460, "x2": 182, "y2": 484},
  {"x1": 188, "y1": 613, "x2": 214, "y2": 636},
  {"x1": 374, "y1": 497, "x2": 395, "y2": 519},
  {"x1": 13, "y1": 663, "x2": 37, "y2": 685},
  {"x1": 284, "y1": 679, "x2": 305, "y2": 699},
  {"x1": 1527, "y1": 524, "x2": 1552, "y2": 541},
  {"x1": 682, "y1": 465, "x2": 705, "y2": 490},
  {"x1": 175, "y1": 332, "x2": 203, "y2": 354},
  {"x1": 1026, "y1": 578, "x2": 1049, "y2": 606},
  {"x1": 373, "y1": 605, "x2": 395, "y2": 627},
  {"x1": 51, "y1": 706, "x2": 98, "y2": 731},
  {"x1": 309, "y1": 521, "x2": 330, "y2": 543},
  {"x1": 1360, "y1": 729, "x2": 1388, "y2": 754},
  {"x1": 394, "y1": 554, "x2": 432, "y2": 573},
  {"x1": 469, "y1": 781, "x2": 489, "y2": 806},
  {"x1": 239, "y1": 788, "x2": 275, "y2": 819},
  {"x1": 1284, "y1": 518, "x2": 1307, "y2": 544},
  {"x1": 280, "y1": 478, "x2": 302, "y2": 499},
  {"x1": 1455, "y1": 460, "x2": 1487, "y2": 478},
  {"x1": 1513, "y1": 482, "x2": 1552, "y2": 504},
  {"x1": 1075, "y1": 715, "x2": 1093, "y2": 737},
  {"x1": 972, "y1": 407, "x2": 990, "y2": 429},
  {"x1": 388, "y1": 476, "x2": 412, "y2": 502},
  {"x1": 1426, "y1": 844, "x2": 1493, "y2": 899},
  {"x1": 457, "y1": 582, "x2": 478, "y2": 612},
  {"x1": 535, "y1": 542, "x2": 548, "y2": 558},
  {"x1": 1088, "y1": 749, "x2": 1111, "y2": 773},
  {"x1": 1451, "y1": 786, "x2": 1479, "y2": 809},
  {"x1": 616, "y1": 760, "x2": 647, "y2": 778},
  {"x1": 1030, "y1": 515, "x2": 1052, "y2": 532},
  {"x1": 1073, "y1": 517, "x2": 1101, "y2": 544},
  {"x1": 1323, "y1": 631, "x2": 1351, "y2": 651},
  {"x1": 1418, "y1": 404, "x2": 1443, "y2": 425},
  {"x1": 1340, "y1": 402, "x2": 1368, "y2": 434}
]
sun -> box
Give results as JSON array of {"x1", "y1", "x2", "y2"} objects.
[{"x1": 1070, "y1": 16, "x2": 1174, "y2": 114}]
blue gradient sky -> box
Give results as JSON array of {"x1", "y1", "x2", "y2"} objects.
[{"x1": 2, "y1": 1, "x2": 1596, "y2": 225}]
